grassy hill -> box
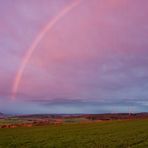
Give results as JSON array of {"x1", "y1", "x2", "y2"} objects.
[{"x1": 0, "y1": 119, "x2": 148, "y2": 148}]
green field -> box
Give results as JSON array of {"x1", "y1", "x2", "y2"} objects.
[
  {"x1": 0, "y1": 118, "x2": 30, "y2": 125},
  {"x1": 0, "y1": 119, "x2": 148, "y2": 148}
]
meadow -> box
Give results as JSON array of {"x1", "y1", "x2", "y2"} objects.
[{"x1": 0, "y1": 119, "x2": 148, "y2": 148}]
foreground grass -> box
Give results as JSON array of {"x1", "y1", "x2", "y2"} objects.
[{"x1": 0, "y1": 119, "x2": 148, "y2": 148}]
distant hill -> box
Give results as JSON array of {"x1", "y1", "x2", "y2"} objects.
[
  {"x1": 14, "y1": 112, "x2": 148, "y2": 120},
  {"x1": 0, "y1": 112, "x2": 4, "y2": 115},
  {"x1": 0, "y1": 112, "x2": 5, "y2": 118}
]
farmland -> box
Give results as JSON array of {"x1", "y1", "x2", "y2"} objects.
[{"x1": 0, "y1": 119, "x2": 148, "y2": 148}]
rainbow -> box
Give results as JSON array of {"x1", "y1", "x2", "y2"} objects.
[{"x1": 11, "y1": 0, "x2": 81, "y2": 100}]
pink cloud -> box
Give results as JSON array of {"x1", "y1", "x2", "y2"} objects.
[{"x1": 0, "y1": 0, "x2": 148, "y2": 113}]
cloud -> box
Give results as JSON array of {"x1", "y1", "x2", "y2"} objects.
[{"x1": 0, "y1": 0, "x2": 148, "y2": 113}]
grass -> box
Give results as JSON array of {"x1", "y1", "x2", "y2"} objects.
[
  {"x1": 0, "y1": 119, "x2": 148, "y2": 148},
  {"x1": 0, "y1": 117, "x2": 33, "y2": 126}
]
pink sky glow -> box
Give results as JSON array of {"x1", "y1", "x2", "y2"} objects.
[{"x1": 0, "y1": 0, "x2": 148, "y2": 114}]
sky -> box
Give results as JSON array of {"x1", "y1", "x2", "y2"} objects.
[{"x1": 0, "y1": 0, "x2": 148, "y2": 114}]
